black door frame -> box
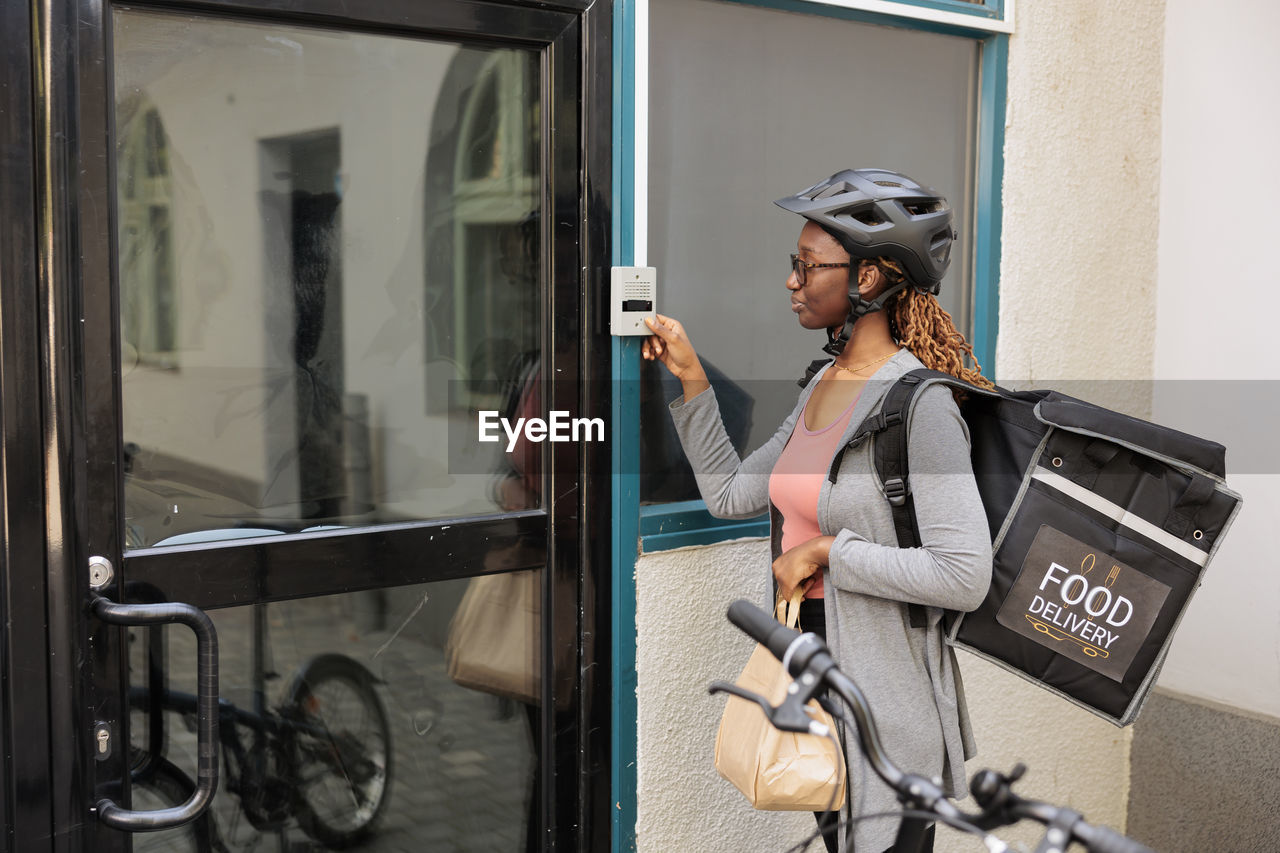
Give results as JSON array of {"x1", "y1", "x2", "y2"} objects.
[
  {"x1": 1, "y1": 0, "x2": 612, "y2": 850},
  {"x1": 0, "y1": 0, "x2": 54, "y2": 850}
]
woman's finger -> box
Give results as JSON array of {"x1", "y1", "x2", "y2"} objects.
[
  {"x1": 650, "y1": 314, "x2": 688, "y2": 342},
  {"x1": 641, "y1": 334, "x2": 664, "y2": 362},
  {"x1": 643, "y1": 315, "x2": 673, "y2": 341}
]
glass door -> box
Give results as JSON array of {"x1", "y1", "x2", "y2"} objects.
[{"x1": 30, "y1": 1, "x2": 611, "y2": 851}]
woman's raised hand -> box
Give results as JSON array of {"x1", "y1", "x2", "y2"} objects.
[
  {"x1": 641, "y1": 314, "x2": 697, "y2": 376},
  {"x1": 642, "y1": 314, "x2": 710, "y2": 399}
]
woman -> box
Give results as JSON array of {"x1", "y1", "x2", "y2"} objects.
[{"x1": 642, "y1": 169, "x2": 994, "y2": 853}]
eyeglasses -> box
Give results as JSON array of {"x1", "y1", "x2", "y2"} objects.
[{"x1": 789, "y1": 253, "x2": 850, "y2": 285}]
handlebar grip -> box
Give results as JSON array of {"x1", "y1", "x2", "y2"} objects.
[
  {"x1": 727, "y1": 599, "x2": 799, "y2": 662},
  {"x1": 1075, "y1": 824, "x2": 1155, "y2": 853}
]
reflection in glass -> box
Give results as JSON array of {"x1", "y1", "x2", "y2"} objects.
[
  {"x1": 118, "y1": 97, "x2": 177, "y2": 369},
  {"x1": 113, "y1": 11, "x2": 542, "y2": 547},
  {"x1": 129, "y1": 577, "x2": 542, "y2": 852}
]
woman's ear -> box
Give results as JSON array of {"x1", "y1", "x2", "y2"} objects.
[{"x1": 856, "y1": 262, "x2": 885, "y2": 298}]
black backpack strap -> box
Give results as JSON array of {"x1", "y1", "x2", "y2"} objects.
[
  {"x1": 797, "y1": 357, "x2": 833, "y2": 389},
  {"x1": 830, "y1": 368, "x2": 970, "y2": 628},
  {"x1": 872, "y1": 373, "x2": 931, "y2": 628}
]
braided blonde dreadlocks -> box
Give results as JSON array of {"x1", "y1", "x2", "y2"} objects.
[{"x1": 870, "y1": 257, "x2": 994, "y2": 390}]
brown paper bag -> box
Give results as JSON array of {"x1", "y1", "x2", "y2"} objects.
[
  {"x1": 714, "y1": 590, "x2": 847, "y2": 811},
  {"x1": 445, "y1": 568, "x2": 541, "y2": 703}
]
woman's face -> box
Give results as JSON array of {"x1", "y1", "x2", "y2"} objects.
[{"x1": 787, "y1": 221, "x2": 853, "y2": 330}]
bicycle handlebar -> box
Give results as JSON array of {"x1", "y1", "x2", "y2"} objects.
[
  {"x1": 720, "y1": 600, "x2": 1156, "y2": 853},
  {"x1": 1070, "y1": 822, "x2": 1155, "y2": 853},
  {"x1": 990, "y1": 796, "x2": 1154, "y2": 853},
  {"x1": 727, "y1": 598, "x2": 798, "y2": 660}
]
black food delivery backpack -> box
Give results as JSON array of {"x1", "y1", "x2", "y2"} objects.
[{"x1": 811, "y1": 365, "x2": 1244, "y2": 726}]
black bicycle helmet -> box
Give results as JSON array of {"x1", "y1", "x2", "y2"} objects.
[{"x1": 775, "y1": 168, "x2": 955, "y2": 355}]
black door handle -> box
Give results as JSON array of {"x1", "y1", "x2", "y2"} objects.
[{"x1": 91, "y1": 595, "x2": 219, "y2": 831}]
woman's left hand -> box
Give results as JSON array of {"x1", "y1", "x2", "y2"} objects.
[{"x1": 772, "y1": 536, "x2": 834, "y2": 599}]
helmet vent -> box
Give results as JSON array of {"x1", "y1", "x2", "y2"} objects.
[
  {"x1": 812, "y1": 184, "x2": 849, "y2": 201},
  {"x1": 904, "y1": 201, "x2": 941, "y2": 216},
  {"x1": 851, "y1": 211, "x2": 885, "y2": 227},
  {"x1": 873, "y1": 180, "x2": 904, "y2": 188}
]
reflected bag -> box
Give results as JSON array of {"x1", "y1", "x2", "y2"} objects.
[
  {"x1": 445, "y1": 568, "x2": 541, "y2": 704},
  {"x1": 714, "y1": 590, "x2": 847, "y2": 811}
]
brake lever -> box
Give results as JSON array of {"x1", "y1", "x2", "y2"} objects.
[
  {"x1": 708, "y1": 681, "x2": 774, "y2": 719},
  {"x1": 709, "y1": 681, "x2": 829, "y2": 735}
]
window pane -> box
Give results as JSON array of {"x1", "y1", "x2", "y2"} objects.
[
  {"x1": 113, "y1": 11, "x2": 543, "y2": 547},
  {"x1": 643, "y1": 0, "x2": 979, "y2": 503}
]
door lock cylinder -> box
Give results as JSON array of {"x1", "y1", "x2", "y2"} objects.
[
  {"x1": 88, "y1": 556, "x2": 114, "y2": 590},
  {"x1": 94, "y1": 723, "x2": 112, "y2": 760}
]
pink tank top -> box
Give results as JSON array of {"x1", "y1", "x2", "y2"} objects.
[{"x1": 768, "y1": 390, "x2": 860, "y2": 598}]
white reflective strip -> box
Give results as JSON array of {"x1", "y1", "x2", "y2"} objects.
[
  {"x1": 634, "y1": 0, "x2": 648, "y2": 266},
  {"x1": 803, "y1": 0, "x2": 1015, "y2": 34},
  {"x1": 1030, "y1": 466, "x2": 1209, "y2": 567}
]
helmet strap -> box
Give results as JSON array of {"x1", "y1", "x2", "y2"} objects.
[{"x1": 821, "y1": 281, "x2": 910, "y2": 356}]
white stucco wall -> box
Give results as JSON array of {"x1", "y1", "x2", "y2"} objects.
[
  {"x1": 635, "y1": 538, "x2": 815, "y2": 851},
  {"x1": 636, "y1": 0, "x2": 1169, "y2": 849},
  {"x1": 997, "y1": 1, "x2": 1165, "y2": 384},
  {"x1": 1150, "y1": 0, "x2": 1280, "y2": 719}
]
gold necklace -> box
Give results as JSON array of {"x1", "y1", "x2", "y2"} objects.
[{"x1": 833, "y1": 350, "x2": 898, "y2": 376}]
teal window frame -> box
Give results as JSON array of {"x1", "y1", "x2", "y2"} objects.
[{"x1": 612, "y1": 1, "x2": 1008, "y2": 850}]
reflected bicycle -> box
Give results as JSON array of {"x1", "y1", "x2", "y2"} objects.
[{"x1": 130, "y1": 600, "x2": 392, "y2": 853}]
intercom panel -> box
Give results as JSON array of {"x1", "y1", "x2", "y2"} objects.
[{"x1": 610, "y1": 266, "x2": 657, "y2": 336}]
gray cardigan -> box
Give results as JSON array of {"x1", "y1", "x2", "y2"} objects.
[{"x1": 669, "y1": 350, "x2": 992, "y2": 852}]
